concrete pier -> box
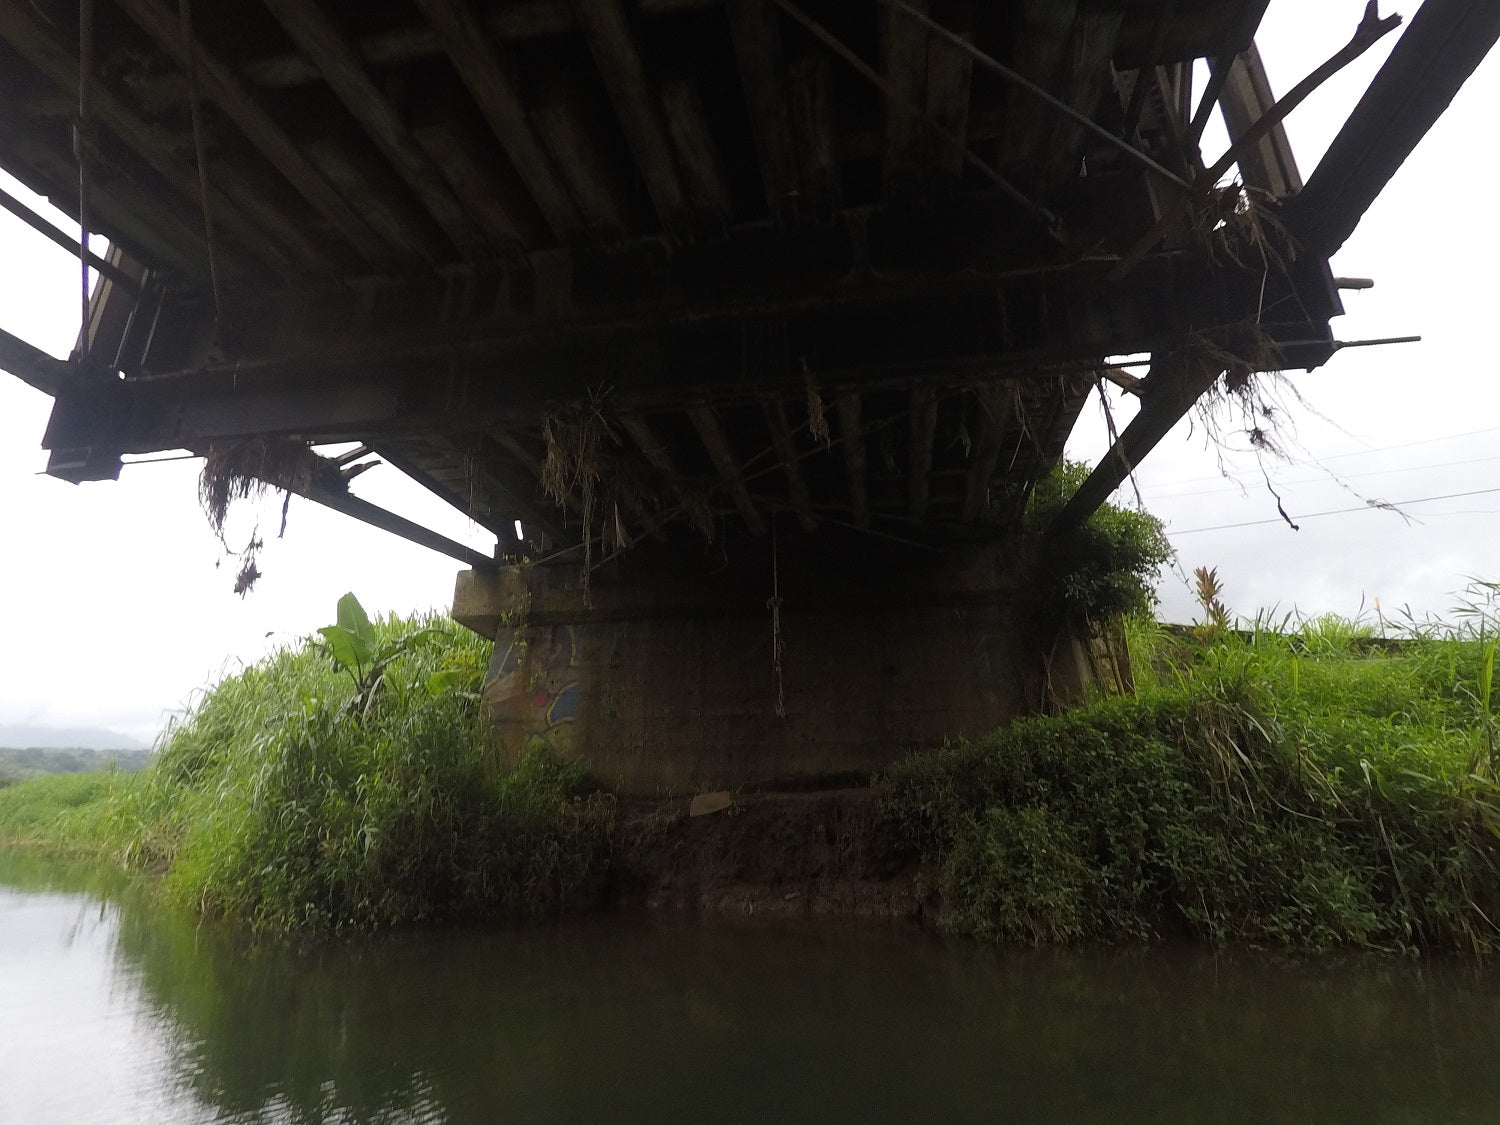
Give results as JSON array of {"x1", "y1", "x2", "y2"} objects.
[{"x1": 454, "y1": 533, "x2": 1110, "y2": 793}]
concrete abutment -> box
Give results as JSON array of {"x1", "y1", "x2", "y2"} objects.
[{"x1": 452, "y1": 534, "x2": 1113, "y2": 794}]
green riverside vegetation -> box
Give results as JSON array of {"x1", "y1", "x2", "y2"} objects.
[
  {"x1": 884, "y1": 599, "x2": 1500, "y2": 955},
  {"x1": 0, "y1": 596, "x2": 611, "y2": 932},
  {"x1": 5, "y1": 578, "x2": 1500, "y2": 955}
]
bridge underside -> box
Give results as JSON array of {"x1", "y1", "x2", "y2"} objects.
[{"x1": 2, "y1": 0, "x2": 1495, "y2": 787}]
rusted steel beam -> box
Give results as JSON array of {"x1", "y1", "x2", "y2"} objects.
[
  {"x1": 0, "y1": 183, "x2": 138, "y2": 293},
  {"x1": 1201, "y1": 7, "x2": 1401, "y2": 189},
  {"x1": 300, "y1": 476, "x2": 496, "y2": 568},
  {"x1": 260, "y1": 0, "x2": 485, "y2": 255},
  {"x1": 762, "y1": 400, "x2": 817, "y2": 532},
  {"x1": 0, "y1": 3, "x2": 322, "y2": 281},
  {"x1": 0, "y1": 325, "x2": 75, "y2": 397},
  {"x1": 112, "y1": 0, "x2": 383, "y2": 265},
  {"x1": 1120, "y1": 0, "x2": 1176, "y2": 140},
  {"x1": 0, "y1": 112, "x2": 207, "y2": 279},
  {"x1": 1187, "y1": 53, "x2": 1235, "y2": 145},
  {"x1": 375, "y1": 436, "x2": 549, "y2": 543},
  {"x1": 836, "y1": 394, "x2": 870, "y2": 529},
  {"x1": 960, "y1": 388, "x2": 1007, "y2": 523},
  {"x1": 574, "y1": 0, "x2": 687, "y2": 230},
  {"x1": 689, "y1": 406, "x2": 766, "y2": 534},
  {"x1": 1287, "y1": 0, "x2": 1500, "y2": 257},
  {"x1": 413, "y1": 0, "x2": 583, "y2": 242},
  {"x1": 1051, "y1": 351, "x2": 1223, "y2": 529},
  {"x1": 906, "y1": 385, "x2": 938, "y2": 525}
]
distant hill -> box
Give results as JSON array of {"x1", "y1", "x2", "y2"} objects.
[
  {"x1": 0, "y1": 746, "x2": 153, "y2": 785},
  {"x1": 0, "y1": 724, "x2": 148, "y2": 752}
]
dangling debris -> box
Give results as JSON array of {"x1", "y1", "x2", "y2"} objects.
[
  {"x1": 802, "y1": 359, "x2": 830, "y2": 449},
  {"x1": 540, "y1": 391, "x2": 717, "y2": 601},
  {"x1": 199, "y1": 437, "x2": 348, "y2": 593}
]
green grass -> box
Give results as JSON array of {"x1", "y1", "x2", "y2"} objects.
[
  {"x1": 0, "y1": 609, "x2": 613, "y2": 933},
  {"x1": 0, "y1": 771, "x2": 137, "y2": 849},
  {"x1": 885, "y1": 615, "x2": 1500, "y2": 955}
]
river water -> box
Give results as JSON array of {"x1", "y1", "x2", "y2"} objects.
[{"x1": 4, "y1": 852, "x2": 1500, "y2": 1124}]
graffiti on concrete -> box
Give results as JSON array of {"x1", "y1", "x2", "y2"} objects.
[{"x1": 484, "y1": 624, "x2": 583, "y2": 747}]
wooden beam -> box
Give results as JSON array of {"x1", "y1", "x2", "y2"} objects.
[
  {"x1": 1052, "y1": 352, "x2": 1222, "y2": 529},
  {"x1": 415, "y1": 432, "x2": 565, "y2": 541},
  {"x1": 0, "y1": 3, "x2": 320, "y2": 281},
  {"x1": 619, "y1": 414, "x2": 677, "y2": 475},
  {"x1": 997, "y1": 0, "x2": 1077, "y2": 168},
  {"x1": 113, "y1": 0, "x2": 383, "y2": 265},
  {"x1": 906, "y1": 384, "x2": 937, "y2": 524},
  {"x1": 787, "y1": 52, "x2": 840, "y2": 218},
  {"x1": 660, "y1": 80, "x2": 734, "y2": 224},
  {"x1": 1042, "y1": 12, "x2": 1123, "y2": 186},
  {"x1": 302, "y1": 140, "x2": 449, "y2": 263},
  {"x1": 573, "y1": 0, "x2": 687, "y2": 231},
  {"x1": 924, "y1": 5, "x2": 975, "y2": 189},
  {"x1": 689, "y1": 406, "x2": 766, "y2": 534},
  {"x1": 881, "y1": 0, "x2": 929, "y2": 200},
  {"x1": 725, "y1": 0, "x2": 799, "y2": 218},
  {"x1": 836, "y1": 394, "x2": 869, "y2": 529},
  {"x1": 0, "y1": 114, "x2": 209, "y2": 280},
  {"x1": 762, "y1": 400, "x2": 817, "y2": 532},
  {"x1": 487, "y1": 428, "x2": 581, "y2": 530},
  {"x1": 961, "y1": 388, "x2": 1007, "y2": 523},
  {"x1": 260, "y1": 0, "x2": 485, "y2": 254},
  {"x1": 413, "y1": 0, "x2": 583, "y2": 243},
  {"x1": 1210, "y1": 44, "x2": 1302, "y2": 198},
  {"x1": 532, "y1": 77, "x2": 632, "y2": 237},
  {"x1": 411, "y1": 122, "x2": 526, "y2": 248},
  {"x1": 226, "y1": 2, "x2": 718, "y2": 91},
  {"x1": 373, "y1": 438, "x2": 512, "y2": 538}
]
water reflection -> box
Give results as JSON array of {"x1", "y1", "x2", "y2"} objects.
[{"x1": 4, "y1": 851, "x2": 1500, "y2": 1123}]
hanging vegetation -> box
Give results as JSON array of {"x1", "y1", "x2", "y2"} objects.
[{"x1": 198, "y1": 437, "x2": 348, "y2": 595}]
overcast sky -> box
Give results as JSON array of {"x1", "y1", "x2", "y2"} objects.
[{"x1": 1, "y1": 0, "x2": 1496, "y2": 743}]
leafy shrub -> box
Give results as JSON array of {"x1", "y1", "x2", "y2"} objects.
[
  {"x1": 2, "y1": 597, "x2": 613, "y2": 933},
  {"x1": 885, "y1": 625, "x2": 1500, "y2": 954},
  {"x1": 1026, "y1": 460, "x2": 1173, "y2": 624}
]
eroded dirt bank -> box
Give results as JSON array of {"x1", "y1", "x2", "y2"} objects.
[{"x1": 606, "y1": 788, "x2": 924, "y2": 920}]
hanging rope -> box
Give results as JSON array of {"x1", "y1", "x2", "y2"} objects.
[
  {"x1": 75, "y1": 0, "x2": 94, "y2": 349},
  {"x1": 767, "y1": 518, "x2": 786, "y2": 719},
  {"x1": 178, "y1": 0, "x2": 224, "y2": 331}
]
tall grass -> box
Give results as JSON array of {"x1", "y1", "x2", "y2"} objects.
[
  {"x1": 886, "y1": 610, "x2": 1500, "y2": 954},
  {"x1": 0, "y1": 610, "x2": 612, "y2": 932}
]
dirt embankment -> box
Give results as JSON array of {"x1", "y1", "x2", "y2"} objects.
[{"x1": 605, "y1": 788, "x2": 925, "y2": 920}]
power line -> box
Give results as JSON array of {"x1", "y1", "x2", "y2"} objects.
[
  {"x1": 1150, "y1": 451, "x2": 1500, "y2": 501},
  {"x1": 1172, "y1": 486, "x2": 1500, "y2": 535},
  {"x1": 1123, "y1": 423, "x2": 1500, "y2": 492}
]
